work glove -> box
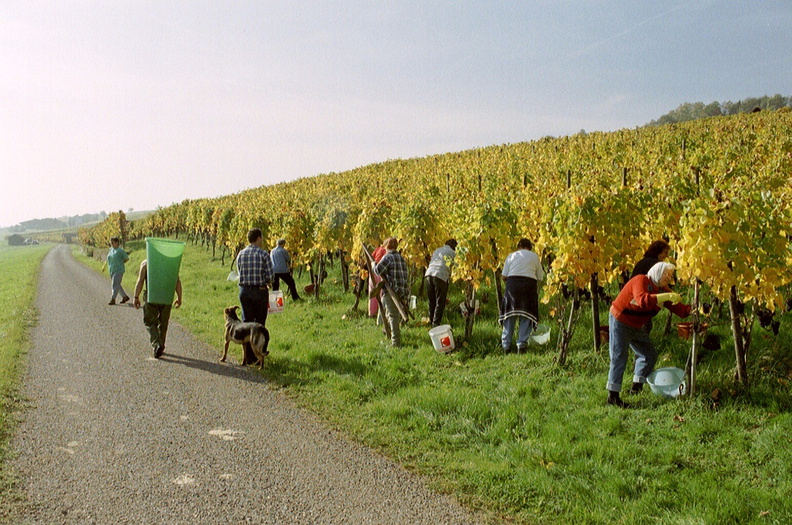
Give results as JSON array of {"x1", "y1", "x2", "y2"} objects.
[{"x1": 656, "y1": 292, "x2": 681, "y2": 304}]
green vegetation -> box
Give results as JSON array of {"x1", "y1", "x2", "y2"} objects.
[
  {"x1": 0, "y1": 243, "x2": 51, "y2": 519},
  {"x1": 73, "y1": 240, "x2": 790, "y2": 525},
  {"x1": 646, "y1": 94, "x2": 792, "y2": 126}
]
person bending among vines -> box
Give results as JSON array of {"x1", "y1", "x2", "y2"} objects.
[
  {"x1": 606, "y1": 262, "x2": 691, "y2": 408},
  {"x1": 499, "y1": 238, "x2": 544, "y2": 353}
]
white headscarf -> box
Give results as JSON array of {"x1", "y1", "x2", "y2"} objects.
[{"x1": 647, "y1": 262, "x2": 675, "y2": 287}]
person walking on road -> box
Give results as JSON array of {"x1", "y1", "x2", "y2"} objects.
[
  {"x1": 236, "y1": 228, "x2": 274, "y2": 364},
  {"x1": 499, "y1": 238, "x2": 544, "y2": 353},
  {"x1": 133, "y1": 259, "x2": 182, "y2": 358},
  {"x1": 106, "y1": 237, "x2": 131, "y2": 305},
  {"x1": 271, "y1": 238, "x2": 300, "y2": 301},
  {"x1": 425, "y1": 239, "x2": 457, "y2": 327},
  {"x1": 374, "y1": 237, "x2": 410, "y2": 347}
]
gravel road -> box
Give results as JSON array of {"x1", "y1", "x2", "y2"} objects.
[{"x1": 11, "y1": 245, "x2": 483, "y2": 524}]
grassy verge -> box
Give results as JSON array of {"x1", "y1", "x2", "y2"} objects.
[
  {"x1": 0, "y1": 243, "x2": 51, "y2": 521},
  {"x1": 76, "y1": 240, "x2": 792, "y2": 524}
]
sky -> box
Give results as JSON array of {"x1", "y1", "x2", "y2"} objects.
[{"x1": 1, "y1": 1, "x2": 791, "y2": 228}]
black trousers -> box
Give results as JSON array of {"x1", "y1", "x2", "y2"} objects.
[
  {"x1": 426, "y1": 275, "x2": 449, "y2": 326},
  {"x1": 239, "y1": 285, "x2": 268, "y2": 364},
  {"x1": 273, "y1": 272, "x2": 301, "y2": 300}
]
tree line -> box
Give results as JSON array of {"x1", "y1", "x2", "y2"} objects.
[{"x1": 646, "y1": 94, "x2": 791, "y2": 127}]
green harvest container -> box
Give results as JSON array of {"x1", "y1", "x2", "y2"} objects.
[{"x1": 145, "y1": 238, "x2": 185, "y2": 305}]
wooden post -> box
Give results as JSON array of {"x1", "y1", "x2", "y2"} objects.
[
  {"x1": 729, "y1": 286, "x2": 748, "y2": 385},
  {"x1": 464, "y1": 284, "x2": 477, "y2": 341},
  {"x1": 591, "y1": 273, "x2": 601, "y2": 352},
  {"x1": 557, "y1": 288, "x2": 579, "y2": 365},
  {"x1": 688, "y1": 278, "x2": 701, "y2": 396}
]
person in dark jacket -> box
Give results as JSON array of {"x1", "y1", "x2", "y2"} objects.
[
  {"x1": 630, "y1": 240, "x2": 670, "y2": 278},
  {"x1": 606, "y1": 262, "x2": 691, "y2": 408},
  {"x1": 629, "y1": 240, "x2": 671, "y2": 334}
]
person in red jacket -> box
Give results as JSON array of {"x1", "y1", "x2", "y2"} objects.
[{"x1": 607, "y1": 262, "x2": 691, "y2": 407}]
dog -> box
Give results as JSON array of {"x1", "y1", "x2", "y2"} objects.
[{"x1": 221, "y1": 306, "x2": 270, "y2": 369}]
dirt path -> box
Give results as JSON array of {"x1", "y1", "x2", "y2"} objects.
[{"x1": 10, "y1": 245, "x2": 482, "y2": 524}]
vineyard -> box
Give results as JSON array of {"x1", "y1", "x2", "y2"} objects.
[{"x1": 80, "y1": 110, "x2": 792, "y2": 388}]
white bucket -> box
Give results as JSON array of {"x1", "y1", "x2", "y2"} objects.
[
  {"x1": 647, "y1": 367, "x2": 686, "y2": 398},
  {"x1": 268, "y1": 290, "x2": 284, "y2": 313},
  {"x1": 530, "y1": 323, "x2": 551, "y2": 345},
  {"x1": 459, "y1": 300, "x2": 480, "y2": 317},
  {"x1": 428, "y1": 324, "x2": 455, "y2": 353}
]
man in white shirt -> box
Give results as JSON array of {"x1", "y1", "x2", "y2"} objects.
[{"x1": 424, "y1": 239, "x2": 457, "y2": 327}]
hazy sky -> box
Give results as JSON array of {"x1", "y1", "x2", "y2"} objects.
[{"x1": 1, "y1": 1, "x2": 790, "y2": 227}]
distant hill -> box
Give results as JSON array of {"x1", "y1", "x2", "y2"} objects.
[
  {"x1": 646, "y1": 94, "x2": 791, "y2": 127},
  {"x1": 6, "y1": 210, "x2": 151, "y2": 233}
]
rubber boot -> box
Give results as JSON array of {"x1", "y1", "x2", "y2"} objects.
[{"x1": 607, "y1": 390, "x2": 631, "y2": 408}]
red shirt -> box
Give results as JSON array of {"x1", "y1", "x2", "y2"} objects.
[
  {"x1": 372, "y1": 245, "x2": 387, "y2": 263},
  {"x1": 610, "y1": 275, "x2": 691, "y2": 329}
]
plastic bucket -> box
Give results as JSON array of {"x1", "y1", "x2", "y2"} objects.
[
  {"x1": 647, "y1": 367, "x2": 686, "y2": 398},
  {"x1": 145, "y1": 238, "x2": 185, "y2": 305},
  {"x1": 268, "y1": 290, "x2": 284, "y2": 313},
  {"x1": 530, "y1": 323, "x2": 551, "y2": 345},
  {"x1": 677, "y1": 322, "x2": 708, "y2": 340},
  {"x1": 428, "y1": 324, "x2": 455, "y2": 353}
]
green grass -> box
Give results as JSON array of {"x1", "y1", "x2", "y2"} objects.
[
  {"x1": 0, "y1": 243, "x2": 51, "y2": 520},
  {"x1": 55, "y1": 242, "x2": 792, "y2": 523}
]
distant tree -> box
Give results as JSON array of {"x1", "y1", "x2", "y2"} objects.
[
  {"x1": 7, "y1": 234, "x2": 25, "y2": 246},
  {"x1": 646, "y1": 94, "x2": 792, "y2": 126},
  {"x1": 766, "y1": 94, "x2": 787, "y2": 110},
  {"x1": 703, "y1": 102, "x2": 722, "y2": 117}
]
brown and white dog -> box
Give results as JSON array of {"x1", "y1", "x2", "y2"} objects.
[{"x1": 221, "y1": 306, "x2": 270, "y2": 369}]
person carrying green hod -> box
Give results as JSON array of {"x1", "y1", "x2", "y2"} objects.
[{"x1": 133, "y1": 259, "x2": 182, "y2": 359}]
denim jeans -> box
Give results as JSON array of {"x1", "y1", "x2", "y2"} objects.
[
  {"x1": 606, "y1": 313, "x2": 658, "y2": 392},
  {"x1": 501, "y1": 315, "x2": 534, "y2": 352}
]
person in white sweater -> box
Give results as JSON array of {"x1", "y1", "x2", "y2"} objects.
[{"x1": 499, "y1": 238, "x2": 544, "y2": 353}]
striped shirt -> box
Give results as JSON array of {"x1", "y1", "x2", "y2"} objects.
[
  {"x1": 236, "y1": 244, "x2": 274, "y2": 287},
  {"x1": 375, "y1": 250, "x2": 410, "y2": 301}
]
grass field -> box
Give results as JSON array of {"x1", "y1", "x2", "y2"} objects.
[
  {"x1": 0, "y1": 243, "x2": 51, "y2": 520},
  {"x1": 22, "y1": 241, "x2": 792, "y2": 523}
]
